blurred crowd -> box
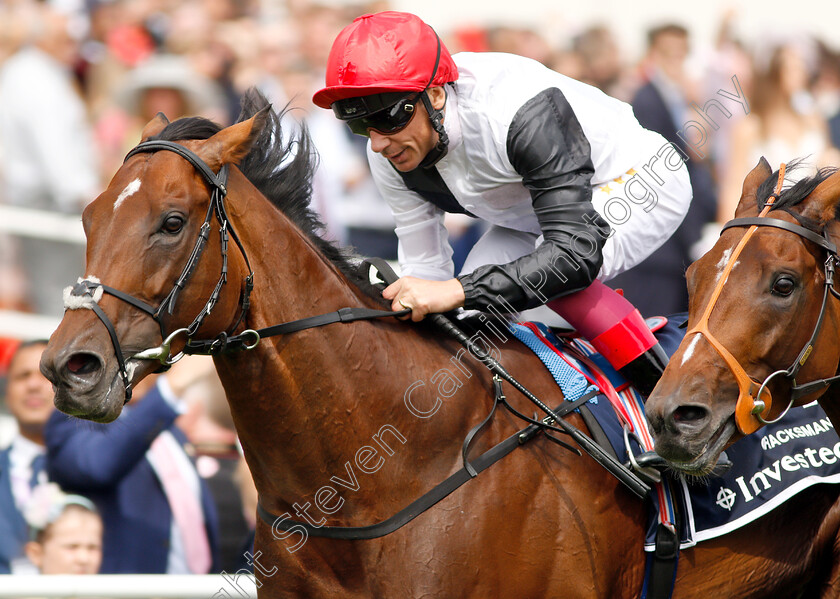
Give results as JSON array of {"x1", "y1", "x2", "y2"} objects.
[
  {"x1": 0, "y1": 0, "x2": 840, "y2": 317},
  {"x1": 1, "y1": 0, "x2": 840, "y2": 579},
  {"x1": 2, "y1": 338, "x2": 257, "y2": 577}
]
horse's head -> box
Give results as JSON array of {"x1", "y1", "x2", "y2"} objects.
[
  {"x1": 40, "y1": 108, "x2": 268, "y2": 422},
  {"x1": 647, "y1": 157, "x2": 840, "y2": 474}
]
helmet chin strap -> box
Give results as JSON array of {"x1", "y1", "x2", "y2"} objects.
[{"x1": 418, "y1": 87, "x2": 449, "y2": 168}]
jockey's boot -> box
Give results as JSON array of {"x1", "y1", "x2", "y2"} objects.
[{"x1": 546, "y1": 279, "x2": 668, "y2": 396}]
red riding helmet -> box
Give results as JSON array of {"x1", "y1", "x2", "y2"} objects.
[{"x1": 312, "y1": 11, "x2": 459, "y2": 109}]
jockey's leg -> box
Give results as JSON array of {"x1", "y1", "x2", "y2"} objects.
[
  {"x1": 459, "y1": 227, "x2": 669, "y2": 395},
  {"x1": 546, "y1": 280, "x2": 668, "y2": 395}
]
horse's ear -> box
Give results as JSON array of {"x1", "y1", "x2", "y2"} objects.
[
  {"x1": 734, "y1": 157, "x2": 773, "y2": 218},
  {"x1": 141, "y1": 112, "x2": 170, "y2": 141},
  {"x1": 197, "y1": 107, "x2": 270, "y2": 171},
  {"x1": 800, "y1": 170, "x2": 840, "y2": 224}
]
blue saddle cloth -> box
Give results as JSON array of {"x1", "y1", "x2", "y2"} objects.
[{"x1": 513, "y1": 313, "x2": 840, "y2": 549}]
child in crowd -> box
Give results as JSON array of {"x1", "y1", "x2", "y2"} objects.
[{"x1": 24, "y1": 484, "x2": 102, "y2": 575}]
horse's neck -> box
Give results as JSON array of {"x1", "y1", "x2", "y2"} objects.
[{"x1": 216, "y1": 189, "x2": 488, "y2": 517}]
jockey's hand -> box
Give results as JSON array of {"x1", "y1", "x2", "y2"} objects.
[{"x1": 382, "y1": 277, "x2": 466, "y2": 322}]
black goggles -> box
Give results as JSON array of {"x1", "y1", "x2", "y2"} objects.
[{"x1": 334, "y1": 93, "x2": 422, "y2": 137}]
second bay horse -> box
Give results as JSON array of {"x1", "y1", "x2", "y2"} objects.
[{"x1": 646, "y1": 157, "x2": 840, "y2": 476}]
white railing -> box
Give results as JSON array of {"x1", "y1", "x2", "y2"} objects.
[
  {"x1": 0, "y1": 309, "x2": 60, "y2": 340},
  {"x1": 0, "y1": 205, "x2": 85, "y2": 244},
  {"x1": 0, "y1": 205, "x2": 83, "y2": 340},
  {"x1": 0, "y1": 574, "x2": 258, "y2": 598}
]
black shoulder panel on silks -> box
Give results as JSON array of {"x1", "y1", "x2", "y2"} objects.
[
  {"x1": 393, "y1": 164, "x2": 475, "y2": 217},
  {"x1": 457, "y1": 87, "x2": 612, "y2": 312}
]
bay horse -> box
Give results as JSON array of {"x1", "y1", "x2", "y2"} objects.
[
  {"x1": 646, "y1": 157, "x2": 840, "y2": 476},
  {"x1": 40, "y1": 92, "x2": 840, "y2": 597}
]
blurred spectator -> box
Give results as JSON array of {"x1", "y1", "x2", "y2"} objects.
[
  {"x1": 174, "y1": 362, "x2": 253, "y2": 573},
  {"x1": 0, "y1": 1, "x2": 99, "y2": 316},
  {"x1": 1, "y1": 339, "x2": 54, "y2": 574},
  {"x1": 45, "y1": 357, "x2": 220, "y2": 574},
  {"x1": 82, "y1": 0, "x2": 154, "y2": 123},
  {"x1": 95, "y1": 52, "x2": 226, "y2": 177},
  {"x1": 117, "y1": 53, "x2": 226, "y2": 123},
  {"x1": 23, "y1": 483, "x2": 102, "y2": 575},
  {"x1": 813, "y1": 41, "x2": 840, "y2": 149},
  {"x1": 486, "y1": 25, "x2": 553, "y2": 65},
  {"x1": 607, "y1": 23, "x2": 718, "y2": 317},
  {"x1": 0, "y1": 236, "x2": 29, "y2": 313},
  {"x1": 570, "y1": 25, "x2": 638, "y2": 102},
  {"x1": 163, "y1": 0, "x2": 244, "y2": 123},
  {"x1": 295, "y1": 3, "x2": 346, "y2": 74},
  {"x1": 549, "y1": 47, "x2": 586, "y2": 80},
  {"x1": 718, "y1": 40, "x2": 840, "y2": 223},
  {"x1": 702, "y1": 10, "x2": 755, "y2": 182}
]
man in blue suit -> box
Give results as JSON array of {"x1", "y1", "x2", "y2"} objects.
[
  {"x1": 45, "y1": 358, "x2": 220, "y2": 574},
  {"x1": 607, "y1": 24, "x2": 718, "y2": 317},
  {"x1": 1, "y1": 339, "x2": 54, "y2": 574}
]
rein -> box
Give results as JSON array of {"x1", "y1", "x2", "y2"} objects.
[
  {"x1": 259, "y1": 260, "x2": 651, "y2": 541},
  {"x1": 261, "y1": 386, "x2": 600, "y2": 540},
  {"x1": 68, "y1": 138, "x2": 651, "y2": 540},
  {"x1": 694, "y1": 163, "x2": 840, "y2": 433}
]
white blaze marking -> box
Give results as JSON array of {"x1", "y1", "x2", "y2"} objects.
[
  {"x1": 714, "y1": 247, "x2": 740, "y2": 283},
  {"x1": 680, "y1": 333, "x2": 702, "y2": 366},
  {"x1": 114, "y1": 178, "x2": 141, "y2": 211}
]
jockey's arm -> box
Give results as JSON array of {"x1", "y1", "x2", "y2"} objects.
[{"x1": 456, "y1": 88, "x2": 611, "y2": 312}]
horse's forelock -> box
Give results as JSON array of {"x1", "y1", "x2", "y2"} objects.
[
  {"x1": 753, "y1": 161, "x2": 840, "y2": 231},
  {"x1": 141, "y1": 88, "x2": 379, "y2": 299},
  {"x1": 153, "y1": 117, "x2": 222, "y2": 142},
  {"x1": 758, "y1": 161, "x2": 839, "y2": 213}
]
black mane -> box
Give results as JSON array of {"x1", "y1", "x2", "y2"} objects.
[
  {"x1": 758, "y1": 159, "x2": 839, "y2": 229},
  {"x1": 150, "y1": 89, "x2": 376, "y2": 295}
]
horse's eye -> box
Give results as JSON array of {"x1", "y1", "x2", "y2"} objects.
[
  {"x1": 162, "y1": 215, "x2": 184, "y2": 234},
  {"x1": 771, "y1": 275, "x2": 796, "y2": 296}
]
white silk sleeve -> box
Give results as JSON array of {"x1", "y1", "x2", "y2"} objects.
[
  {"x1": 591, "y1": 136, "x2": 693, "y2": 281},
  {"x1": 367, "y1": 146, "x2": 455, "y2": 280}
]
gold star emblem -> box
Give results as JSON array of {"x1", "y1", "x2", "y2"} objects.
[
  {"x1": 627, "y1": 168, "x2": 637, "y2": 176},
  {"x1": 599, "y1": 184, "x2": 613, "y2": 194},
  {"x1": 613, "y1": 176, "x2": 624, "y2": 185}
]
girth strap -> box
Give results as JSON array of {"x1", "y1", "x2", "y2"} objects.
[{"x1": 643, "y1": 521, "x2": 680, "y2": 599}]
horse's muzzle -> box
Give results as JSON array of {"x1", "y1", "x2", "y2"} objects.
[
  {"x1": 646, "y1": 388, "x2": 738, "y2": 473},
  {"x1": 40, "y1": 345, "x2": 123, "y2": 423}
]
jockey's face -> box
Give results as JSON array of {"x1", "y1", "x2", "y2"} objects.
[{"x1": 367, "y1": 87, "x2": 446, "y2": 172}]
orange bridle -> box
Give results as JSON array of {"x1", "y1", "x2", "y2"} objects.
[
  {"x1": 686, "y1": 166, "x2": 786, "y2": 434},
  {"x1": 687, "y1": 163, "x2": 840, "y2": 434}
]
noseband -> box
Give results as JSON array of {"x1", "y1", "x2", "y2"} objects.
[
  {"x1": 690, "y1": 164, "x2": 840, "y2": 434},
  {"x1": 64, "y1": 140, "x2": 256, "y2": 402}
]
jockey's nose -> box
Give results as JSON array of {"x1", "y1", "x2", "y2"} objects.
[{"x1": 368, "y1": 130, "x2": 390, "y2": 153}]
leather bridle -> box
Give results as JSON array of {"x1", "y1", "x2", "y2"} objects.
[
  {"x1": 64, "y1": 139, "x2": 408, "y2": 404},
  {"x1": 65, "y1": 140, "x2": 257, "y2": 402},
  {"x1": 690, "y1": 165, "x2": 840, "y2": 434}
]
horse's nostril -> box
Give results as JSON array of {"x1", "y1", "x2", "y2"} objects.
[
  {"x1": 66, "y1": 353, "x2": 102, "y2": 376},
  {"x1": 673, "y1": 405, "x2": 708, "y2": 423}
]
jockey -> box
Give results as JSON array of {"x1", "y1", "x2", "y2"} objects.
[{"x1": 312, "y1": 11, "x2": 693, "y2": 394}]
